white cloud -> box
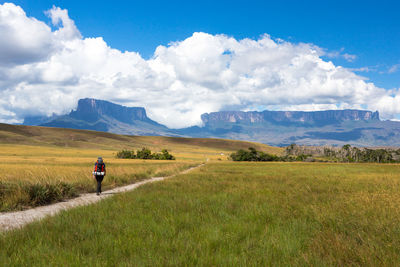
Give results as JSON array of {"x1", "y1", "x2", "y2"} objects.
[
  {"x1": 0, "y1": 3, "x2": 400, "y2": 128},
  {"x1": 0, "y1": 3, "x2": 54, "y2": 66},
  {"x1": 323, "y1": 47, "x2": 357, "y2": 62},
  {"x1": 388, "y1": 64, "x2": 400, "y2": 74},
  {"x1": 45, "y1": 6, "x2": 81, "y2": 41},
  {"x1": 343, "y1": 53, "x2": 357, "y2": 62},
  {"x1": 348, "y1": 66, "x2": 376, "y2": 73}
]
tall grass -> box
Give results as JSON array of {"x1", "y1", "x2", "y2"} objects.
[
  {"x1": 1, "y1": 162, "x2": 400, "y2": 265},
  {"x1": 0, "y1": 145, "x2": 199, "y2": 211}
]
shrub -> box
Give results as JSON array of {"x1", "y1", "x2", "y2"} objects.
[
  {"x1": 136, "y1": 148, "x2": 152, "y2": 159},
  {"x1": 161, "y1": 149, "x2": 175, "y2": 160},
  {"x1": 230, "y1": 147, "x2": 281, "y2": 162},
  {"x1": 116, "y1": 148, "x2": 175, "y2": 160},
  {"x1": 285, "y1": 143, "x2": 399, "y2": 163},
  {"x1": 116, "y1": 150, "x2": 136, "y2": 159}
]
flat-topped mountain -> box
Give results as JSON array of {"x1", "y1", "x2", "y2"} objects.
[
  {"x1": 201, "y1": 110, "x2": 380, "y2": 126},
  {"x1": 70, "y1": 98, "x2": 149, "y2": 123},
  {"x1": 22, "y1": 98, "x2": 400, "y2": 146},
  {"x1": 24, "y1": 98, "x2": 171, "y2": 136},
  {"x1": 179, "y1": 109, "x2": 400, "y2": 146}
]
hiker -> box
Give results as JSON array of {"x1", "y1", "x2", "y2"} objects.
[{"x1": 93, "y1": 157, "x2": 106, "y2": 195}]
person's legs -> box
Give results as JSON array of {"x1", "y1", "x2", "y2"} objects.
[
  {"x1": 96, "y1": 176, "x2": 103, "y2": 194},
  {"x1": 97, "y1": 179, "x2": 101, "y2": 194}
]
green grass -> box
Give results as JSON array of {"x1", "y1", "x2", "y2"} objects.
[
  {"x1": 0, "y1": 123, "x2": 282, "y2": 211},
  {"x1": 2, "y1": 162, "x2": 400, "y2": 266}
]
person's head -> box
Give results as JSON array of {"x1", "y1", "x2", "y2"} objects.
[{"x1": 97, "y1": 157, "x2": 103, "y2": 164}]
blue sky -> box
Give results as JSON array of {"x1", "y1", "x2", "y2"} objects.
[
  {"x1": 0, "y1": 1, "x2": 399, "y2": 126},
  {"x1": 6, "y1": 0, "x2": 400, "y2": 89}
]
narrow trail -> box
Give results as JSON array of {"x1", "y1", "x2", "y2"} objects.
[{"x1": 0, "y1": 163, "x2": 204, "y2": 232}]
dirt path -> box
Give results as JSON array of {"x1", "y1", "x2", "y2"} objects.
[{"x1": 0, "y1": 164, "x2": 204, "y2": 232}]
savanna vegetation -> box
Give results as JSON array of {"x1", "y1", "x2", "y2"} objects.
[
  {"x1": 116, "y1": 148, "x2": 175, "y2": 160},
  {"x1": 0, "y1": 124, "x2": 280, "y2": 211},
  {"x1": 2, "y1": 162, "x2": 400, "y2": 265},
  {"x1": 230, "y1": 147, "x2": 282, "y2": 161},
  {"x1": 0, "y1": 145, "x2": 194, "y2": 211},
  {"x1": 286, "y1": 143, "x2": 400, "y2": 163},
  {"x1": 230, "y1": 147, "x2": 312, "y2": 162}
]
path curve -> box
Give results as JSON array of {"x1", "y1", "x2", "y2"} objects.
[{"x1": 0, "y1": 163, "x2": 204, "y2": 232}]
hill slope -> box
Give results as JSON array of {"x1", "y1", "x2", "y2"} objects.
[{"x1": 0, "y1": 123, "x2": 282, "y2": 155}]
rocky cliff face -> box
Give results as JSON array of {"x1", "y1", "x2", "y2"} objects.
[
  {"x1": 70, "y1": 98, "x2": 151, "y2": 124},
  {"x1": 24, "y1": 98, "x2": 170, "y2": 135},
  {"x1": 201, "y1": 110, "x2": 380, "y2": 126}
]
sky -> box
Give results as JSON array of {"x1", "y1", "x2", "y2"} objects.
[{"x1": 0, "y1": 0, "x2": 399, "y2": 127}]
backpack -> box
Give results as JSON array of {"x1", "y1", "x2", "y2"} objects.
[{"x1": 93, "y1": 161, "x2": 105, "y2": 176}]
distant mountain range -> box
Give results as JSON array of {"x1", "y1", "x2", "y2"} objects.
[{"x1": 23, "y1": 98, "x2": 400, "y2": 146}]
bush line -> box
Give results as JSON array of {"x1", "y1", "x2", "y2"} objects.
[{"x1": 116, "y1": 148, "x2": 175, "y2": 160}]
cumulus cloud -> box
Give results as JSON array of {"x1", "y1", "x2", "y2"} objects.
[
  {"x1": 45, "y1": 6, "x2": 81, "y2": 40},
  {"x1": 0, "y1": 3, "x2": 54, "y2": 66},
  {"x1": 0, "y1": 3, "x2": 400, "y2": 127}
]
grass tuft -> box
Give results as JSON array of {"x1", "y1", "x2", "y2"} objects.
[{"x1": 26, "y1": 182, "x2": 77, "y2": 206}]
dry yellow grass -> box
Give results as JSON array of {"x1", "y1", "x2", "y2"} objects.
[
  {"x1": 0, "y1": 123, "x2": 282, "y2": 155},
  {"x1": 0, "y1": 124, "x2": 282, "y2": 211},
  {"x1": 0, "y1": 144, "x2": 199, "y2": 211},
  {"x1": 0, "y1": 145, "x2": 196, "y2": 182}
]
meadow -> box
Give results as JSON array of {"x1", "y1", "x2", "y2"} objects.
[
  {"x1": 0, "y1": 145, "x2": 197, "y2": 211},
  {"x1": 1, "y1": 162, "x2": 400, "y2": 265},
  {"x1": 0, "y1": 124, "x2": 280, "y2": 211}
]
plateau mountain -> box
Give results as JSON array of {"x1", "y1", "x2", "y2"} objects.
[
  {"x1": 179, "y1": 110, "x2": 400, "y2": 146},
  {"x1": 24, "y1": 98, "x2": 171, "y2": 136},
  {"x1": 22, "y1": 99, "x2": 400, "y2": 146}
]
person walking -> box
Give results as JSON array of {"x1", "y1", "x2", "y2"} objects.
[{"x1": 93, "y1": 157, "x2": 106, "y2": 195}]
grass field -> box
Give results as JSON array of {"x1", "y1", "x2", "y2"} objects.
[
  {"x1": 0, "y1": 124, "x2": 281, "y2": 211},
  {"x1": 0, "y1": 145, "x2": 197, "y2": 211},
  {"x1": 2, "y1": 162, "x2": 400, "y2": 265}
]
